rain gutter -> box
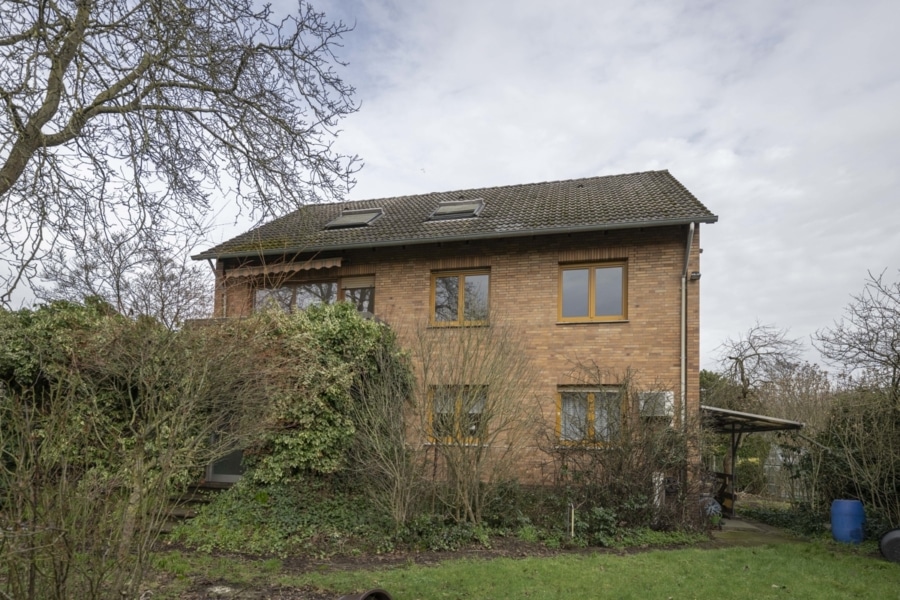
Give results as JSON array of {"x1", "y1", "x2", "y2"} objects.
[{"x1": 191, "y1": 215, "x2": 718, "y2": 261}]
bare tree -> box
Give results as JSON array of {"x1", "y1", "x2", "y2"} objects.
[
  {"x1": 716, "y1": 322, "x2": 802, "y2": 410},
  {"x1": 346, "y1": 343, "x2": 425, "y2": 530},
  {"x1": 0, "y1": 0, "x2": 358, "y2": 303},
  {"x1": 543, "y1": 363, "x2": 700, "y2": 534},
  {"x1": 758, "y1": 361, "x2": 833, "y2": 431},
  {"x1": 814, "y1": 270, "x2": 900, "y2": 401},
  {"x1": 36, "y1": 229, "x2": 212, "y2": 327},
  {"x1": 412, "y1": 319, "x2": 541, "y2": 525}
]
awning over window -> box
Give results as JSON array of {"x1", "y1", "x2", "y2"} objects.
[
  {"x1": 701, "y1": 405, "x2": 804, "y2": 434},
  {"x1": 223, "y1": 257, "x2": 342, "y2": 280}
]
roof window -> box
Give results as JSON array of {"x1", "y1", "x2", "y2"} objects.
[
  {"x1": 325, "y1": 207, "x2": 383, "y2": 229},
  {"x1": 429, "y1": 198, "x2": 485, "y2": 221}
]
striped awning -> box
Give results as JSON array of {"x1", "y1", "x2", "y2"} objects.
[{"x1": 223, "y1": 257, "x2": 342, "y2": 280}]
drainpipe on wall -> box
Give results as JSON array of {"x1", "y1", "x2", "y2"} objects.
[
  {"x1": 680, "y1": 223, "x2": 695, "y2": 432},
  {"x1": 206, "y1": 259, "x2": 226, "y2": 317}
]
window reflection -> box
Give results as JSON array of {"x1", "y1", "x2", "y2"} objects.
[{"x1": 432, "y1": 271, "x2": 489, "y2": 325}]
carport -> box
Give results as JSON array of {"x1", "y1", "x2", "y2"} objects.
[{"x1": 701, "y1": 405, "x2": 804, "y2": 517}]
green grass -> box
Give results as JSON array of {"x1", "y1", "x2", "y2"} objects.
[
  {"x1": 148, "y1": 551, "x2": 283, "y2": 597},
  {"x1": 151, "y1": 541, "x2": 900, "y2": 599},
  {"x1": 295, "y1": 544, "x2": 899, "y2": 599}
]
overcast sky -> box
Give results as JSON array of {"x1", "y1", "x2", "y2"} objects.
[{"x1": 210, "y1": 0, "x2": 900, "y2": 369}]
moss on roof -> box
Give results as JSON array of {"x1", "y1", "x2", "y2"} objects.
[{"x1": 194, "y1": 170, "x2": 717, "y2": 260}]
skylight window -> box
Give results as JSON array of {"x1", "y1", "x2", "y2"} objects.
[
  {"x1": 325, "y1": 207, "x2": 383, "y2": 229},
  {"x1": 429, "y1": 198, "x2": 485, "y2": 221}
]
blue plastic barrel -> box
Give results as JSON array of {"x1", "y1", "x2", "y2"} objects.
[{"x1": 831, "y1": 499, "x2": 865, "y2": 544}]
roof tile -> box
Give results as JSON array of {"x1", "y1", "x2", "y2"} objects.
[{"x1": 194, "y1": 170, "x2": 717, "y2": 259}]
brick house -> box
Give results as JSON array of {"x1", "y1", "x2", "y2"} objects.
[{"x1": 193, "y1": 170, "x2": 717, "y2": 482}]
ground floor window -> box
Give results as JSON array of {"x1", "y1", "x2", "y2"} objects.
[
  {"x1": 430, "y1": 385, "x2": 487, "y2": 443},
  {"x1": 206, "y1": 448, "x2": 244, "y2": 483},
  {"x1": 558, "y1": 387, "x2": 623, "y2": 444}
]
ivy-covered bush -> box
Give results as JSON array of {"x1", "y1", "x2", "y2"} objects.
[
  {"x1": 0, "y1": 300, "x2": 282, "y2": 599},
  {"x1": 242, "y1": 302, "x2": 410, "y2": 483},
  {"x1": 170, "y1": 478, "x2": 393, "y2": 557}
]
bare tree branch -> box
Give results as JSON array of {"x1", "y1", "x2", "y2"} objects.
[
  {"x1": 0, "y1": 0, "x2": 359, "y2": 303},
  {"x1": 716, "y1": 321, "x2": 802, "y2": 409},
  {"x1": 814, "y1": 269, "x2": 900, "y2": 400}
]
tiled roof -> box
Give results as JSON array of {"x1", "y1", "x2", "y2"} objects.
[{"x1": 193, "y1": 170, "x2": 717, "y2": 259}]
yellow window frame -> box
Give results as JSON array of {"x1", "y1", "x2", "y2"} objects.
[
  {"x1": 429, "y1": 385, "x2": 488, "y2": 444},
  {"x1": 430, "y1": 269, "x2": 490, "y2": 326},
  {"x1": 558, "y1": 261, "x2": 627, "y2": 322},
  {"x1": 556, "y1": 387, "x2": 624, "y2": 445}
]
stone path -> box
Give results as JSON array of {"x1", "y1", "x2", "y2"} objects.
[{"x1": 708, "y1": 516, "x2": 803, "y2": 548}]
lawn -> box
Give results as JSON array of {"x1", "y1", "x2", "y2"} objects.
[{"x1": 152, "y1": 540, "x2": 900, "y2": 599}]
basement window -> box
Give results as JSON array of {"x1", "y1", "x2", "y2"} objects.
[
  {"x1": 428, "y1": 198, "x2": 485, "y2": 221},
  {"x1": 325, "y1": 207, "x2": 383, "y2": 229}
]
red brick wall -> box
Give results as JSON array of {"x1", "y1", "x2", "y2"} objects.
[{"x1": 214, "y1": 224, "x2": 704, "y2": 481}]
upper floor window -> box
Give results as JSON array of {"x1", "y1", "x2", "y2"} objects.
[
  {"x1": 342, "y1": 276, "x2": 375, "y2": 314},
  {"x1": 431, "y1": 270, "x2": 489, "y2": 326},
  {"x1": 255, "y1": 277, "x2": 374, "y2": 314},
  {"x1": 558, "y1": 387, "x2": 623, "y2": 444},
  {"x1": 256, "y1": 281, "x2": 338, "y2": 312},
  {"x1": 325, "y1": 208, "x2": 383, "y2": 229},
  {"x1": 558, "y1": 262, "x2": 626, "y2": 322},
  {"x1": 428, "y1": 198, "x2": 485, "y2": 221},
  {"x1": 430, "y1": 385, "x2": 487, "y2": 443}
]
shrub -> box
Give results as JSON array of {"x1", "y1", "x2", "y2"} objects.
[
  {"x1": 0, "y1": 301, "x2": 279, "y2": 599},
  {"x1": 171, "y1": 478, "x2": 392, "y2": 557},
  {"x1": 243, "y1": 303, "x2": 410, "y2": 483}
]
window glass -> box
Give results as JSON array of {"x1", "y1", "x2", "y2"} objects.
[
  {"x1": 561, "y1": 392, "x2": 589, "y2": 441},
  {"x1": 434, "y1": 276, "x2": 459, "y2": 322},
  {"x1": 432, "y1": 388, "x2": 455, "y2": 439},
  {"x1": 432, "y1": 271, "x2": 489, "y2": 325},
  {"x1": 344, "y1": 287, "x2": 375, "y2": 313},
  {"x1": 255, "y1": 281, "x2": 338, "y2": 312},
  {"x1": 295, "y1": 282, "x2": 337, "y2": 309},
  {"x1": 594, "y1": 266, "x2": 623, "y2": 317},
  {"x1": 559, "y1": 263, "x2": 626, "y2": 321},
  {"x1": 561, "y1": 269, "x2": 589, "y2": 318},
  {"x1": 594, "y1": 390, "x2": 622, "y2": 441},
  {"x1": 255, "y1": 287, "x2": 294, "y2": 311},
  {"x1": 463, "y1": 274, "x2": 490, "y2": 321},
  {"x1": 461, "y1": 387, "x2": 486, "y2": 438},
  {"x1": 431, "y1": 385, "x2": 487, "y2": 442},
  {"x1": 210, "y1": 449, "x2": 244, "y2": 477},
  {"x1": 559, "y1": 388, "x2": 622, "y2": 444}
]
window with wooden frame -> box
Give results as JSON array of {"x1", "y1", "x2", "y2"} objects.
[
  {"x1": 431, "y1": 270, "x2": 490, "y2": 326},
  {"x1": 255, "y1": 276, "x2": 376, "y2": 314},
  {"x1": 255, "y1": 280, "x2": 338, "y2": 312},
  {"x1": 341, "y1": 276, "x2": 375, "y2": 314},
  {"x1": 557, "y1": 387, "x2": 624, "y2": 444},
  {"x1": 558, "y1": 262, "x2": 627, "y2": 322},
  {"x1": 430, "y1": 385, "x2": 487, "y2": 443}
]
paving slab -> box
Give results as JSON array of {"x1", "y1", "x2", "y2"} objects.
[{"x1": 709, "y1": 517, "x2": 802, "y2": 547}]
